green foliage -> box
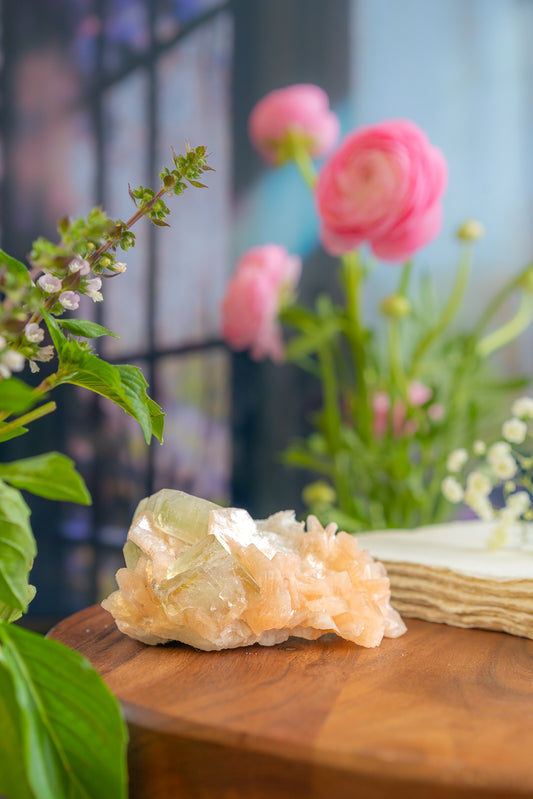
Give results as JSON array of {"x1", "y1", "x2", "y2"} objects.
[
  {"x1": 0, "y1": 623, "x2": 128, "y2": 799},
  {"x1": 0, "y1": 144, "x2": 211, "y2": 798},
  {"x1": 0, "y1": 480, "x2": 36, "y2": 617}
]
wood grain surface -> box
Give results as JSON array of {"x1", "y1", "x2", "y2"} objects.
[{"x1": 49, "y1": 605, "x2": 533, "y2": 799}]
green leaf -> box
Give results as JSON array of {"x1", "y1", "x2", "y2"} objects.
[
  {"x1": 0, "y1": 377, "x2": 39, "y2": 415},
  {"x1": 58, "y1": 318, "x2": 119, "y2": 339},
  {"x1": 55, "y1": 338, "x2": 163, "y2": 444},
  {"x1": 0, "y1": 623, "x2": 128, "y2": 799},
  {"x1": 0, "y1": 452, "x2": 91, "y2": 504},
  {"x1": 0, "y1": 424, "x2": 29, "y2": 443},
  {"x1": 0, "y1": 657, "x2": 34, "y2": 799},
  {"x1": 43, "y1": 311, "x2": 68, "y2": 354},
  {"x1": 0, "y1": 248, "x2": 32, "y2": 286},
  {"x1": 0, "y1": 480, "x2": 36, "y2": 614},
  {"x1": 285, "y1": 318, "x2": 341, "y2": 361}
]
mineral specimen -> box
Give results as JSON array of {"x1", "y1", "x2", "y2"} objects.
[{"x1": 102, "y1": 489, "x2": 406, "y2": 650}]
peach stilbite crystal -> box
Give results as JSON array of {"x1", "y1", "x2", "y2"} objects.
[{"x1": 102, "y1": 490, "x2": 406, "y2": 650}]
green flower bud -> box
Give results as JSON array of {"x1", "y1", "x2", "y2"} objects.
[
  {"x1": 380, "y1": 294, "x2": 411, "y2": 319},
  {"x1": 302, "y1": 480, "x2": 336, "y2": 508},
  {"x1": 457, "y1": 220, "x2": 484, "y2": 242}
]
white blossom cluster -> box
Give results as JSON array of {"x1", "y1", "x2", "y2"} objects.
[{"x1": 441, "y1": 396, "x2": 533, "y2": 548}]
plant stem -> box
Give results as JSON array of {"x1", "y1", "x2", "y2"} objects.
[
  {"x1": 477, "y1": 292, "x2": 533, "y2": 358},
  {"x1": 341, "y1": 251, "x2": 371, "y2": 443},
  {"x1": 317, "y1": 345, "x2": 352, "y2": 511},
  {"x1": 0, "y1": 401, "x2": 56, "y2": 435},
  {"x1": 409, "y1": 243, "x2": 472, "y2": 377},
  {"x1": 472, "y1": 262, "x2": 533, "y2": 337},
  {"x1": 287, "y1": 130, "x2": 317, "y2": 189}
]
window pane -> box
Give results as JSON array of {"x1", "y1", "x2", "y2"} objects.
[
  {"x1": 154, "y1": 349, "x2": 231, "y2": 502},
  {"x1": 104, "y1": 0, "x2": 149, "y2": 73},
  {"x1": 155, "y1": 0, "x2": 227, "y2": 43},
  {"x1": 102, "y1": 71, "x2": 149, "y2": 355},
  {"x1": 155, "y1": 12, "x2": 233, "y2": 347}
]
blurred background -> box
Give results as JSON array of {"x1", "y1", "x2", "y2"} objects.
[{"x1": 1, "y1": 0, "x2": 532, "y2": 623}]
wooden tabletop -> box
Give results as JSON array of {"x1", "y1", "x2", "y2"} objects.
[{"x1": 49, "y1": 605, "x2": 533, "y2": 799}]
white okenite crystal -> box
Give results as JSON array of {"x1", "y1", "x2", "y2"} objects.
[{"x1": 102, "y1": 490, "x2": 406, "y2": 651}]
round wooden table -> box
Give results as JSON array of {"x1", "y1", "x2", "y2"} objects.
[{"x1": 49, "y1": 605, "x2": 533, "y2": 799}]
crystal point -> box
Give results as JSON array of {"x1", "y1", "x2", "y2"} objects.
[{"x1": 102, "y1": 490, "x2": 406, "y2": 650}]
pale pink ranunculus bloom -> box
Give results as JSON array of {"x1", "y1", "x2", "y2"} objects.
[
  {"x1": 316, "y1": 119, "x2": 447, "y2": 262},
  {"x1": 221, "y1": 245, "x2": 301, "y2": 362},
  {"x1": 372, "y1": 381, "x2": 434, "y2": 439},
  {"x1": 248, "y1": 84, "x2": 340, "y2": 165}
]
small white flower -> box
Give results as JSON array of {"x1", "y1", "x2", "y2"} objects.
[
  {"x1": 490, "y1": 454, "x2": 518, "y2": 481},
  {"x1": 59, "y1": 291, "x2": 80, "y2": 310},
  {"x1": 502, "y1": 417, "x2": 527, "y2": 445},
  {"x1": 0, "y1": 335, "x2": 6, "y2": 350},
  {"x1": 446, "y1": 448, "x2": 468, "y2": 473},
  {"x1": 506, "y1": 490, "x2": 531, "y2": 517},
  {"x1": 2, "y1": 349, "x2": 25, "y2": 372},
  {"x1": 465, "y1": 470, "x2": 492, "y2": 497},
  {"x1": 511, "y1": 396, "x2": 533, "y2": 419},
  {"x1": 0, "y1": 363, "x2": 11, "y2": 379},
  {"x1": 473, "y1": 440, "x2": 487, "y2": 456},
  {"x1": 487, "y1": 441, "x2": 511, "y2": 465},
  {"x1": 84, "y1": 277, "x2": 103, "y2": 302},
  {"x1": 465, "y1": 492, "x2": 494, "y2": 521},
  {"x1": 112, "y1": 261, "x2": 127, "y2": 273},
  {"x1": 38, "y1": 273, "x2": 62, "y2": 294},
  {"x1": 441, "y1": 476, "x2": 464, "y2": 504},
  {"x1": 68, "y1": 257, "x2": 91, "y2": 275},
  {"x1": 24, "y1": 322, "x2": 44, "y2": 343}
]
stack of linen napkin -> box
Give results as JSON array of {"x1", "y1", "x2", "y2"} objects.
[{"x1": 362, "y1": 519, "x2": 533, "y2": 639}]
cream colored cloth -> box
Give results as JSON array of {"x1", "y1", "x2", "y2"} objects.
[{"x1": 362, "y1": 520, "x2": 533, "y2": 639}]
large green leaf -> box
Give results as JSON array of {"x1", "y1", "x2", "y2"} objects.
[
  {"x1": 0, "y1": 248, "x2": 32, "y2": 286},
  {"x1": 58, "y1": 318, "x2": 119, "y2": 339},
  {"x1": 0, "y1": 452, "x2": 91, "y2": 504},
  {"x1": 0, "y1": 481, "x2": 36, "y2": 614},
  {"x1": 0, "y1": 377, "x2": 39, "y2": 415},
  {"x1": 0, "y1": 658, "x2": 34, "y2": 799},
  {"x1": 0, "y1": 623, "x2": 128, "y2": 799},
  {"x1": 44, "y1": 313, "x2": 164, "y2": 443}
]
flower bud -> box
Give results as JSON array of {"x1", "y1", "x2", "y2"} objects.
[
  {"x1": 302, "y1": 480, "x2": 336, "y2": 507},
  {"x1": 380, "y1": 294, "x2": 411, "y2": 319},
  {"x1": 3, "y1": 349, "x2": 25, "y2": 372},
  {"x1": 456, "y1": 220, "x2": 484, "y2": 242}
]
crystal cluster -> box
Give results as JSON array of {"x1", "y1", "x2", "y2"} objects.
[{"x1": 102, "y1": 490, "x2": 406, "y2": 651}]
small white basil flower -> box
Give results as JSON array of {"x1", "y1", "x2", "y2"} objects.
[
  {"x1": 502, "y1": 417, "x2": 527, "y2": 445},
  {"x1": 38, "y1": 273, "x2": 62, "y2": 293},
  {"x1": 84, "y1": 277, "x2": 103, "y2": 302},
  {"x1": 24, "y1": 322, "x2": 44, "y2": 343},
  {"x1": 68, "y1": 257, "x2": 91, "y2": 275},
  {"x1": 59, "y1": 291, "x2": 80, "y2": 310},
  {"x1": 441, "y1": 476, "x2": 464, "y2": 504},
  {"x1": 112, "y1": 261, "x2": 127, "y2": 273},
  {"x1": 510, "y1": 396, "x2": 533, "y2": 419},
  {"x1": 446, "y1": 448, "x2": 468, "y2": 473}
]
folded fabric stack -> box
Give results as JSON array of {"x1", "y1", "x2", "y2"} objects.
[{"x1": 362, "y1": 520, "x2": 533, "y2": 639}]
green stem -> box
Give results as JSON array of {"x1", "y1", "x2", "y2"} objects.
[
  {"x1": 341, "y1": 251, "x2": 371, "y2": 443},
  {"x1": 398, "y1": 260, "x2": 412, "y2": 296},
  {"x1": 472, "y1": 262, "x2": 533, "y2": 337},
  {"x1": 0, "y1": 401, "x2": 57, "y2": 435},
  {"x1": 317, "y1": 346, "x2": 351, "y2": 511},
  {"x1": 287, "y1": 130, "x2": 317, "y2": 189},
  {"x1": 409, "y1": 243, "x2": 472, "y2": 377},
  {"x1": 477, "y1": 292, "x2": 533, "y2": 358},
  {"x1": 388, "y1": 319, "x2": 406, "y2": 400}
]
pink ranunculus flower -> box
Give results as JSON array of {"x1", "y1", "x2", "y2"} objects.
[
  {"x1": 221, "y1": 245, "x2": 301, "y2": 362},
  {"x1": 316, "y1": 119, "x2": 447, "y2": 262},
  {"x1": 248, "y1": 84, "x2": 340, "y2": 165}
]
